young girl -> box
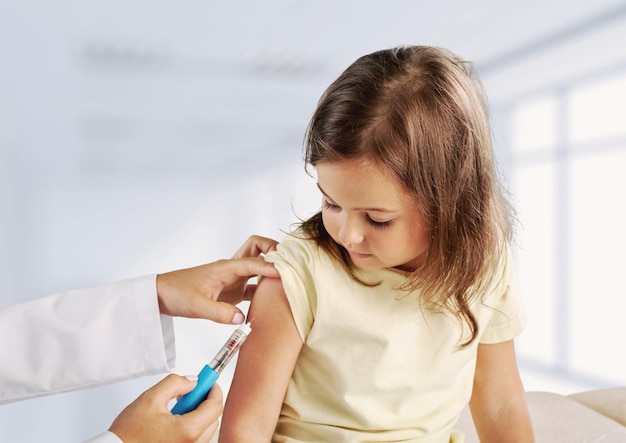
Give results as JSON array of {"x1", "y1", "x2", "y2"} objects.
[{"x1": 220, "y1": 45, "x2": 534, "y2": 442}]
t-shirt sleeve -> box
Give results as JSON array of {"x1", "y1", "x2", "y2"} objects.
[
  {"x1": 264, "y1": 236, "x2": 318, "y2": 341},
  {"x1": 479, "y1": 245, "x2": 527, "y2": 344}
]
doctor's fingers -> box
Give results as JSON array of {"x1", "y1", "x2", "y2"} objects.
[
  {"x1": 231, "y1": 235, "x2": 278, "y2": 259},
  {"x1": 218, "y1": 256, "x2": 280, "y2": 282},
  {"x1": 183, "y1": 383, "x2": 224, "y2": 442},
  {"x1": 108, "y1": 374, "x2": 206, "y2": 443},
  {"x1": 195, "y1": 421, "x2": 220, "y2": 443},
  {"x1": 190, "y1": 300, "x2": 245, "y2": 325}
]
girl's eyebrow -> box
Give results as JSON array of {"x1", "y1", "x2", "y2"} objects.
[{"x1": 316, "y1": 182, "x2": 396, "y2": 213}]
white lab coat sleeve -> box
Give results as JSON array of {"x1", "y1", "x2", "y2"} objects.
[
  {"x1": 0, "y1": 274, "x2": 176, "y2": 404},
  {"x1": 83, "y1": 431, "x2": 123, "y2": 443}
]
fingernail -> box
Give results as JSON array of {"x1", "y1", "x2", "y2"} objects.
[
  {"x1": 185, "y1": 375, "x2": 198, "y2": 382},
  {"x1": 232, "y1": 312, "x2": 245, "y2": 324}
]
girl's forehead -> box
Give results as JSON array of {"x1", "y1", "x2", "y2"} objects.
[
  {"x1": 316, "y1": 159, "x2": 415, "y2": 210},
  {"x1": 316, "y1": 158, "x2": 395, "y2": 185},
  {"x1": 317, "y1": 157, "x2": 380, "y2": 175}
]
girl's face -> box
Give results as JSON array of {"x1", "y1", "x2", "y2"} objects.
[{"x1": 316, "y1": 159, "x2": 429, "y2": 271}]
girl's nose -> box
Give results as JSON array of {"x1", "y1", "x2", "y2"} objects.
[{"x1": 338, "y1": 215, "x2": 365, "y2": 245}]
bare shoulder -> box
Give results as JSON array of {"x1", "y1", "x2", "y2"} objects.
[
  {"x1": 248, "y1": 276, "x2": 293, "y2": 326},
  {"x1": 220, "y1": 275, "x2": 302, "y2": 441}
]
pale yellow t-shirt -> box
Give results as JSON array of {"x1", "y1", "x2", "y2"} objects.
[{"x1": 264, "y1": 233, "x2": 525, "y2": 443}]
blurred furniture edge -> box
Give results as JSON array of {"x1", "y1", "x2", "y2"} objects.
[{"x1": 456, "y1": 387, "x2": 626, "y2": 442}]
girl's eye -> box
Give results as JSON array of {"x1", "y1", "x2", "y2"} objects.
[
  {"x1": 366, "y1": 215, "x2": 392, "y2": 229},
  {"x1": 323, "y1": 200, "x2": 340, "y2": 211}
]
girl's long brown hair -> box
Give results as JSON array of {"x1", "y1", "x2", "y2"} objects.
[{"x1": 299, "y1": 46, "x2": 515, "y2": 347}]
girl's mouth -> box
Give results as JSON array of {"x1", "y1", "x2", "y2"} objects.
[{"x1": 348, "y1": 249, "x2": 372, "y2": 259}]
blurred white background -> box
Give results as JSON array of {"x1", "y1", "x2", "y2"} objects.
[{"x1": 1, "y1": 0, "x2": 626, "y2": 441}]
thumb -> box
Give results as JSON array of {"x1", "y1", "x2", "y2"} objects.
[
  {"x1": 197, "y1": 300, "x2": 245, "y2": 325},
  {"x1": 149, "y1": 374, "x2": 198, "y2": 406}
]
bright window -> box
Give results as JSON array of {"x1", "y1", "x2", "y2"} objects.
[
  {"x1": 508, "y1": 70, "x2": 626, "y2": 391},
  {"x1": 510, "y1": 95, "x2": 558, "y2": 152},
  {"x1": 569, "y1": 74, "x2": 626, "y2": 143}
]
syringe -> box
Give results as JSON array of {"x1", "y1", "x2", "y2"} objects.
[{"x1": 171, "y1": 321, "x2": 252, "y2": 414}]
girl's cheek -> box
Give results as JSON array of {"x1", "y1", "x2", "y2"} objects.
[{"x1": 322, "y1": 213, "x2": 339, "y2": 239}]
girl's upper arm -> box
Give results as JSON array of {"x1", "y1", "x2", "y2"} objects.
[
  {"x1": 219, "y1": 276, "x2": 304, "y2": 442},
  {"x1": 469, "y1": 340, "x2": 535, "y2": 443}
]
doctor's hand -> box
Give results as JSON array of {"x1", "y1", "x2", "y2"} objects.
[
  {"x1": 156, "y1": 235, "x2": 279, "y2": 324},
  {"x1": 109, "y1": 374, "x2": 222, "y2": 443}
]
